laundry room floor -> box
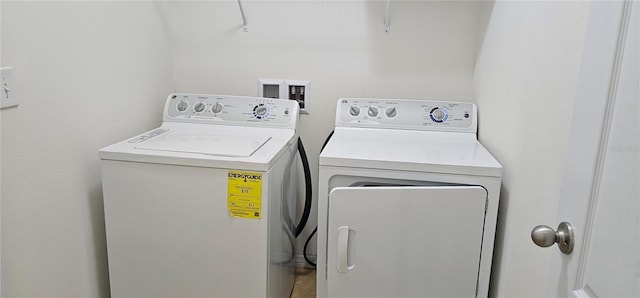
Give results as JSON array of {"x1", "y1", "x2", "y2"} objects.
[{"x1": 291, "y1": 268, "x2": 316, "y2": 297}]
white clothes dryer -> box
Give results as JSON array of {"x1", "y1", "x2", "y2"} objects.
[
  {"x1": 100, "y1": 93, "x2": 299, "y2": 297},
  {"x1": 317, "y1": 98, "x2": 502, "y2": 298}
]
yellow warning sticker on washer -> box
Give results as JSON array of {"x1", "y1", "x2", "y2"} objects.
[{"x1": 227, "y1": 171, "x2": 263, "y2": 219}]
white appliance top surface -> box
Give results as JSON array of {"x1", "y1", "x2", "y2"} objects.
[
  {"x1": 321, "y1": 127, "x2": 501, "y2": 177},
  {"x1": 100, "y1": 122, "x2": 296, "y2": 171},
  {"x1": 134, "y1": 133, "x2": 271, "y2": 158},
  {"x1": 100, "y1": 93, "x2": 299, "y2": 170},
  {"x1": 321, "y1": 98, "x2": 501, "y2": 177}
]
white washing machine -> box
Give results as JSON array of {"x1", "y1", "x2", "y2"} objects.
[
  {"x1": 100, "y1": 93, "x2": 299, "y2": 297},
  {"x1": 317, "y1": 98, "x2": 502, "y2": 298}
]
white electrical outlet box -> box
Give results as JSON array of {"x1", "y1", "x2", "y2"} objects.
[
  {"x1": 258, "y1": 79, "x2": 310, "y2": 114},
  {"x1": 285, "y1": 80, "x2": 309, "y2": 114},
  {"x1": 258, "y1": 79, "x2": 286, "y2": 99},
  {"x1": 1, "y1": 67, "x2": 18, "y2": 109}
]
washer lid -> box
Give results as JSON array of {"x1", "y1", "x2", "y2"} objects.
[
  {"x1": 134, "y1": 132, "x2": 271, "y2": 157},
  {"x1": 99, "y1": 122, "x2": 297, "y2": 171}
]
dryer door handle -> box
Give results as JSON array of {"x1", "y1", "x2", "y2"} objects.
[{"x1": 337, "y1": 226, "x2": 355, "y2": 273}]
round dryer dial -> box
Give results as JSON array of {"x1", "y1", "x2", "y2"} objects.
[
  {"x1": 211, "y1": 102, "x2": 224, "y2": 114},
  {"x1": 430, "y1": 107, "x2": 448, "y2": 123},
  {"x1": 385, "y1": 107, "x2": 398, "y2": 118},
  {"x1": 349, "y1": 105, "x2": 361, "y2": 117},
  {"x1": 367, "y1": 106, "x2": 379, "y2": 117}
]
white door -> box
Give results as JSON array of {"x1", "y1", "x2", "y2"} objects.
[
  {"x1": 544, "y1": 1, "x2": 639, "y2": 297},
  {"x1": 327, "y1": 186, "x2": 487, "y2": 297}
]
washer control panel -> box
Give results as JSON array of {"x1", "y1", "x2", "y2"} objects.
[
  {"x1": 165, "y1": 93, "x2": 299, "y2": 128},
  {"x1": 336, "y1": 98, "x2": 477, "y2": 132}
]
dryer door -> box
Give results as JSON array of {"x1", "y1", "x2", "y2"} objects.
[{"x1": 327, "y1": 186, "x2": 487, "y2": 297}]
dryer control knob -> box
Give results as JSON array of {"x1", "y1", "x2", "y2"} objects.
[
  {"x1": 385, "y1": 107, "x2": 398, "y2": 118},
  {"x1": 430, "y1": 107, "x2": 448, "y2": 123},
  {"x1": 349, "y1": 105, "x2": 360, "y2": 116},
  {"x1": 176, "y1": 100, "x2": 189, "y2": 112},
  {"x1": 211, "y1": 102, "x2": 224, "y2": 114},
  {"x1": 367, "y1": 106, "x2": 379, "y2": 117}
]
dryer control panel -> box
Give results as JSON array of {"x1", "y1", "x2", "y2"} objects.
[
  {"x1": 335, "y1": 98, "x2": 477, "y2": 133},
  {"x1": 164, "y1": 93, "x2": 299, "y2": 129}
]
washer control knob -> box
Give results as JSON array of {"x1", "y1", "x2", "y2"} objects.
[
  {"x1": 176, "y1": 100, "x2": 189, "y2": 112},
  {"x1": 430, "y1": 107, "x2": 448, "y2": 123},
  {"x1": 211, "y1": 102, "x2": 224, "y2": 114},
  {"x1": 255, "y1": 105, "x2": 268, "y2": 116},
  {"x1": 385, "y1": 107, "x2": 398, "y2": 118},
  {"x1": 253, "y1": 104, "x2": 269, "y2": 118},
  {"x1": 367, "y1": 106, "x2": 379, "y2": 117},
  {"x1": 349, "y1": 105, "x2": 361, "y2": 116},
  {"x1": 194, "y1": 102, "x2": 206, "y2": 113}
]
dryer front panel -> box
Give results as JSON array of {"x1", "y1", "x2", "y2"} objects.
[{"x1": 326, "y1": 186, "x2": 487, "y2": 297}]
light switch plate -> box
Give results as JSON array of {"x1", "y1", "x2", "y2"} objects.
[{"x1": 1, "y1": 67, "x2": 18, "y2": 109}]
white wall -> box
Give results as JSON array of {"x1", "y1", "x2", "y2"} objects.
[
  {"x1": 473, "y1": 1, "x2": 589, "y2": 296},
  {"x1": 158, "y1": 0, "x2": 484, "y2": 260},
  {"x1": 0, "y1": 2, "x2": 174, "y2": 296},
  {"x1": 0, "y1": 1, "x2": 4, "y2": 295}
]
